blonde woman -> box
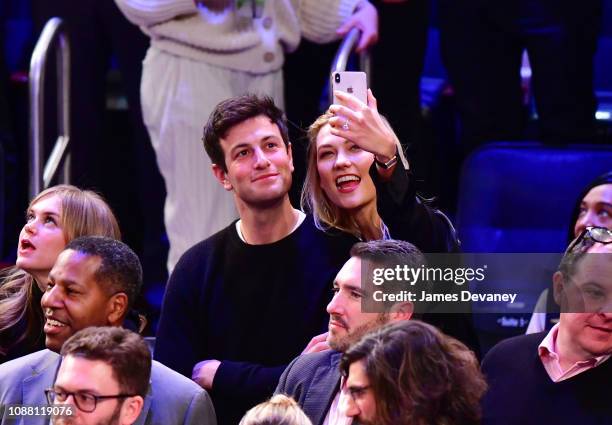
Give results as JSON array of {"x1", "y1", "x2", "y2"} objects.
[
  {"x1": 302, "y1": 89, "x2": 457, "y2": 253},
  {"x1": 240, "y1": 395, "x2": 312, "y2": 425},
  {"x1": 0, "y1": 185, "x2": 120, "y2": 361}
]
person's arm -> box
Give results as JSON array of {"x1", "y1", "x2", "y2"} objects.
[
  {"x1": 114, "y1": 0, "x2": 199, "y2": 27},
  {"x1": 328, "y1": 89, "x2": 453, "y2": 252},
  {"x1": 328, "y1": 89, "x2": 398, "y2": 181},
  {"x1": 154, "y1": 249, "x2": 205, "y2": 378},
  {"x1": 191, "y1": 358, "x2": 288, "y2": 400},
  {"x1": 372, "y1": 160, "x2": 457, "y2": 253},
  {"x1": 194, "y1": 332, "x2": 329, "y2": 398},
  {"x1": 298, "y1": 0, "x2": 378, "y2": 49}
]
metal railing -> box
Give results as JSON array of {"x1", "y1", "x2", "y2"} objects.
[
  {"x1": 29, "y1": 17, "x2": 71, "y2": 199},
  {"x1": 329, "y1": 27, "x2": 371, "y2": 102}
]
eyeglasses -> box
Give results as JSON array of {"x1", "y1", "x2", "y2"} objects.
[
  {"x1": 45, "y1": 388, "x2": 136, "y2": 413},
  {"x1": 567, "y1": 226, "x2": 612, "y2": 253}
]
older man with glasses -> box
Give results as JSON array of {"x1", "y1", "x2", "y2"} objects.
[{"x1": 482, "y1": 226, "x2": 612, "y2": 425}]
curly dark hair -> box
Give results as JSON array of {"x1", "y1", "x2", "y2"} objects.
[{"x1": 340, "y1": 320, "x2": 487, "y2": 425}]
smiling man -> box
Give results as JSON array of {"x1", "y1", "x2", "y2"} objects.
[
  {"x1": 482, "y1": 227, "x2": 612, "y2": 425},
  {"x1": 0, "y1": 236, "x2": 216, "y2": 425},
  {"x1": 153, "y1": 94, "x2": 357, "y2": 425}
]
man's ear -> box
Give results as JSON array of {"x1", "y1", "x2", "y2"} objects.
[
  {"x1": 106, "y1": 293, "x2": 128, "y2": 326},
  {"x1": 119, "y1": 395, "x2": 144, "y2": 425},
  {"x1": 287, "y1": 142, "x2": 294, "y2": 173},
  {"x1": 552, "y1": 271, "x2": 565, "y2": 307},
  {"x1": 212, "y1": 164, "x2": 233, "y2": 191},
  {"x1": 389, "y1": 301, "x2": 413, "y2": 322}
]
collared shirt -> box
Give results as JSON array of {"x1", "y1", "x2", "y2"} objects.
[
  {"x1": 538, "y1": 323, "x2": 610, "y2": 382},
  {"x1": 322, "y1": 377, "x2": 353, "y2": 425}
]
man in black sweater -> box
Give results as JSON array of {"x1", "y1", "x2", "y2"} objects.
[
  {"x1": 482, "y1": 227, "x2": 612, "y2": 425},
  {"x1": 154, "y1": 95, "x2": 356, "y2": 425}
]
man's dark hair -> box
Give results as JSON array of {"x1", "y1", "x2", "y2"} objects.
[
  {"x1": 351, "y1": 240, "x2": 428, "y2": 313},
  {"x1": 65, "y1": 236, "x2": 142, "y2": 310},
  {"x1": 340, "y1": 320, "x2": 486, "y2": 425},
  {"x1": 61, "y1": 327, "x2": 151, "y2": 397},
  {"x1": 202, "y1": 94, "x2": 290, "y2": 172},
  {"x1": 350, "y1": 239, "x2": 426, "y2": 267}
]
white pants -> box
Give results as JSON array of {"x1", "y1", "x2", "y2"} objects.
[{"x1": 141, "y1": 47, "x2": 284, "y2": 272}]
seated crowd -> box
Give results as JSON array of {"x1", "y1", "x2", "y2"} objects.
[{"x1": 0, "y1": 93, "x2": 610, "y2": 425}]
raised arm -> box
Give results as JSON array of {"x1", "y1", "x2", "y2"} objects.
[{"x1": 329, "y1": 89, "x2": 457, "y2": 253}]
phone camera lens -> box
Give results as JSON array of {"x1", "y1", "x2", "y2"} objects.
[{"x1": 334, "y1": 73, "x2": 340, "y2": 83}]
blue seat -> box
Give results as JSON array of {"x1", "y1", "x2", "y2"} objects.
[{"x1": 456, "y1": 141, "x2": 612, "y2": 352}]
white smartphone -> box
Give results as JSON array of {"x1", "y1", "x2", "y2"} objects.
[{"x1": 331, "y1": 71, "x2": 368, "y2": 104}]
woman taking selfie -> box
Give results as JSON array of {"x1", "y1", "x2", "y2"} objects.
[
  {"x1": 302, "y1": 89, "x2": 457, "y2": 253},
  {"x1": 0, "y1": 185, "x2": 120, "y2": 362}
]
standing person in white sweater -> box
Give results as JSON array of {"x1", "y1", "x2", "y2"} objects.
[{"x1": 114, "y1": 0, "x2": 378, "y2": 272}]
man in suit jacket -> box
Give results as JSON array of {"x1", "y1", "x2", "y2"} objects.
[
  {"x1": 0, "y1": 236, "x2": 216, "y2": 425},
  {"x1": 276, "y1": 240, "x2": 421, "y2": 425}
]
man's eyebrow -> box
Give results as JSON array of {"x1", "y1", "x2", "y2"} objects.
[
  {"x1": 230, "y1": 143, "x2": 250, "y2": 153},
  {"x1": 55, "y1": 384, "x2": 98, "y2": 394},
  {"x1": 51, "y1": 277, "x2": 82, "y2": 288},
  {"x1": 340, "y1": 283, "x2": 364, "y2": 294},
  {"x1": 347, "y1": 384, "x2": 367, "y2": 390}
]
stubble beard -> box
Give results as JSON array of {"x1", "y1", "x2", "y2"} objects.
[{"x1": 328, "y1": 313, "x2": 389, "y2": 352}]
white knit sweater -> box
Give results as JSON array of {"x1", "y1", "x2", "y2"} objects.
[{"x1": 114, "y1": 0, "x2": 361, "y2": 74}]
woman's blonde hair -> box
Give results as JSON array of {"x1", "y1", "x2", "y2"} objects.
[
  {"x1": 0, "y1": 184, "x2": 121, "y2": 355},
  {"x1": 301, "y1": 111, "x2": 362, "y2": 237},
  {"x1": 239, "y1": 395, "x2": 313, "y2": 425}
]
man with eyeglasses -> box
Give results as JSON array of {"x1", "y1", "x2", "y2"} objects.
[
  {"x1": 46, "y1": 327, "x2": 150, "y2": 425},
  {"x1": 339, "y1": 320, "x2": 486, "y2": 425},
  {"x1": 0, "y1": 236, "x2": 216, "y2": 425},
  {"x1": 482, "y1": 226, "x2": 612, "y2": 425}
]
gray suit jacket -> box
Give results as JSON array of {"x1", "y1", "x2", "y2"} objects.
[
  {"x1": 0, "y1": 350, "x2": 216, "y2": 425},
  {"x1": 275, "y1": 350, "x2": 342, "y2": 425}
]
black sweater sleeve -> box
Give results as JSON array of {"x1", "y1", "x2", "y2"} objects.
[
  {"x1": 373, "y1": 164, "x2": 457, "y2": 253},
  {"x1": 154, "y1": 244, "x2": 206, "y2": 378}
]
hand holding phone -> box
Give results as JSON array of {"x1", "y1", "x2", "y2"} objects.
[{"x1": 328, "y1": 86, "x2": 399, "y2": 164}]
